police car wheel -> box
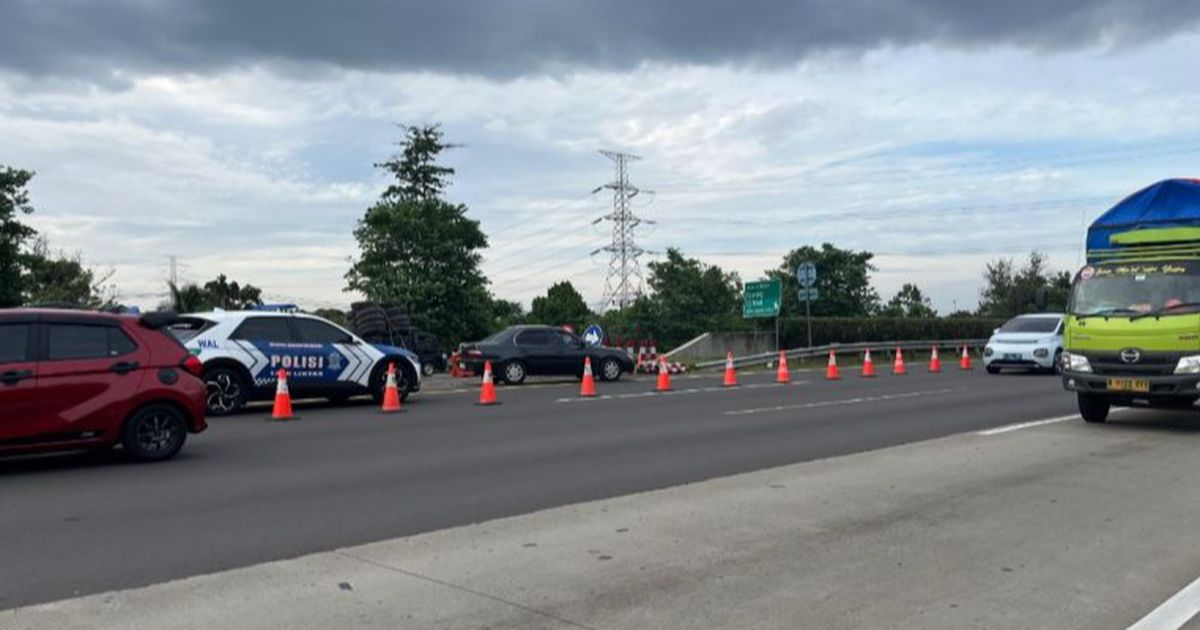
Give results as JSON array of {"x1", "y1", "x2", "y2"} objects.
[
  {"x1": 205, "y1": 366, "x2": 246, "y2": 416},
  {"x1": 370, "y1": 364, "x2": 408, "y2": 404},
  {"x1": 600, "y1": 358, "x2": 622, "y2": 382}
]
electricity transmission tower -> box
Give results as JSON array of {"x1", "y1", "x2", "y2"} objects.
[{"x1": 593, "y1": 150, "x2": 650, "y2": 309}]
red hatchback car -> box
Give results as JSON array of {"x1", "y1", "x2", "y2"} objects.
[{"x1": 0, "y1": 309, "x2": 207, "y2": 462}]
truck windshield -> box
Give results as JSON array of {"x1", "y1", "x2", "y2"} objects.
[{"x1": 1070, "y1": 262, "x2": 1200, "y2": 317}]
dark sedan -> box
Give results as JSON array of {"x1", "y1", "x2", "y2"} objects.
[{"x1": 458, "y1": 325, "x2": 634, "y2": 385}]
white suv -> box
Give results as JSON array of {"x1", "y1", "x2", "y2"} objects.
[
  {"x1": 171, "y1": 310, "x2": 421, "y2": 415},
  {"x1": 984, "y1": 313, "x2": 1064, "y2": 374}
]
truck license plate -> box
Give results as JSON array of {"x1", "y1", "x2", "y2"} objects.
[{"x1": 1107, "y1": 378, "x2": 1150, "y2": 393}]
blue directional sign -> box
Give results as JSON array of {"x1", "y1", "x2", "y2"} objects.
[
  {"x1": 583, "y1": 324, "x2": 604, "y2": 346},
  {"x1": 796, "y1": 262, "x2": 817, "y2": 288}
]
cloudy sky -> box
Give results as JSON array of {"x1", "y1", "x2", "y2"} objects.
[{"x1": 3, "y1": 0, "x2": 1200, "y2": 313}]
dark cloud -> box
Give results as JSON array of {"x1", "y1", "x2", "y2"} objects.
[{"x1": 2, "y1": 0, "x2": 1198, "y2": 80}]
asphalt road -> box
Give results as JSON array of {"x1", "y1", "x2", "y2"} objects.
[{"x1": 0, "y1": 366, "x2": 1075, "y2": 609}]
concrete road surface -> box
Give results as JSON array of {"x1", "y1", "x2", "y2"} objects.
[{"x1": 12, "y1": 366, "x2": 1197, "y2": 628}]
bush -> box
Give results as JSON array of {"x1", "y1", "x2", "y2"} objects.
[{"x1": 779, "y1": 317, "x2": 1005, "y2": 348}]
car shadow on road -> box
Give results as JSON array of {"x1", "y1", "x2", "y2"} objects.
[{"x1": 0, "y1": 448, "x2": 140, "y2": 476}]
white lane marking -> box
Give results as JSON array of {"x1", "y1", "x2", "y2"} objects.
[
  {"x1": 554, "y1": 381, "x2": 812, "y2": 403},
  {"x1": 976, "y1": 414, "x2": 1079, "y2": 436},
  {"x1": 724, "y1": 388, "x2": 958, "y2": 416},
  {"x1": 1127, "y1": 572, "x2": 1200, "y2": 630}
]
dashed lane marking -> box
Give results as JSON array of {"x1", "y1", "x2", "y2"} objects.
[
  {"x1": 723, "y1": 388, "x2": 959, "y2": 416},
  {"x1": 554, "y1": 381, "x2": 812, "y2": 404}
]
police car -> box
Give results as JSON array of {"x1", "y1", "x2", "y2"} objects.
[{"x1": 171, "y1": 310, "x2": 421, "y2": 415}]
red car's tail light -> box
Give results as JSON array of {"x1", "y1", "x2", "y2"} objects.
[{"x1": 182, "y1": 355, "x2": 204, "y2": 377}]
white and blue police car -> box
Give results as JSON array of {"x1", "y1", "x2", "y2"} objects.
[{"x1": 171, "y1": 309, "x2": 421, "y2": 415}]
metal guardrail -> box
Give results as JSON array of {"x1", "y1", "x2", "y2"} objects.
[{"x1": 694, "y1": 338, "x2": 989, "y2": 370}]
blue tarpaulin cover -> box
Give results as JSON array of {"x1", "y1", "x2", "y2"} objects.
[{"x1": 1088, "y1": 179, "x2": 1200, "y2": 253}]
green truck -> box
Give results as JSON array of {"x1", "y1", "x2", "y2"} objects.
[{"x1": 1063, "y1": 179, "x2": 1200, "y2": 422}]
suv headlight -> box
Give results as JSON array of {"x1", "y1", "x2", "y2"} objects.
[
  {"x1": 1062, "y1": 351, "x2": 1091, "y2": 373},
  {"x1": 1175, "y1": 355, "x2": 1200, "y2": 374},
  {"x1": 1033, "y1": 348, "x2": 1049, "y2": 358},
  {"x1": 984, "y1": 346, "x2": 994, "y2": 357}
]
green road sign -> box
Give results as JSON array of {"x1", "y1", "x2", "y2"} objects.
[{"x1": 743, "y1": 279, "x2": 782, "y2": 318}]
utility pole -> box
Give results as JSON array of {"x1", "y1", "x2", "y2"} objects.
[
  {"x1": 166, "y1": 255, "x2": 179, "y2": 286},
  {"x1": 594, "y1": 150, "x2": 648, "y2": 309}
]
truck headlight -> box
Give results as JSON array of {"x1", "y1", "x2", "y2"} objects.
[
  {"x1": 1175, "y1": 355, "x2": 1200, "y2": 374},
  {"x1": 1033, "y1": 348, "x2": 1049, "y2": 358},
  {"x1": 1063, "y1": 352, "x2": 1091, "y2": 373}
]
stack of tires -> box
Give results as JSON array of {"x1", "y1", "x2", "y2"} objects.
[{"x1": 348, "y1": 301, "x2": 413, "y2": 346}]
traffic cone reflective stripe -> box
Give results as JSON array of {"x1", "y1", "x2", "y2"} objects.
[
  {"x1": 655, "y1": 357, "x2": 672, "y2": 392},
  {"x1": 271, "y1": 369, "x2": 294, "y2": 420},
  {"x1": 960, "y1": 345, "x2": 973, "y2": 370},
  {"x1": 477, "y1": 361, "x2": 500, "y2": 406},
  {"x1": 861, "y1": 349, "x2": 877, "y2": 377},
  {"x1": 776, "y1": 351, "x2": 791, "y2": 383},
  {"x1": 380, "y1": 362, "x2": 404, "y2": 413},
  {"x1": 825, "y1": 350, "x2": 841, "y2": 380},
  {"x1": 893, "y1": 348, "x2": 907, "y2": 375},
  {"x1": 929, "y1": 346, "x2": 942, "y2": 373},
  {"x1": 723, "y1": 352, "x2": 738, "y2": 387},
  {"x1": 580, "y1": 357, "x2": 597, "y2": 398}
]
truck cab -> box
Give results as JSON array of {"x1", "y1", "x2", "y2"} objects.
[{"x1": 1062, "y1": 179, "x2": 1200, "y2": 422}]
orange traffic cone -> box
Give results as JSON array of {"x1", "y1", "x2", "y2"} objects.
[
  {"x1": 929, "y1": 346, "x2": 942, "y2": 373},
  {"x1": 960, "y1": 345, "x2": 973, "y2": 370},
  {"x1": 776, "y1": 351, "x2": 791, "y2": 383},
  {"x1": 655, "y1": 356, "x2": 672, "y2": 392},
  {"x1": 477, "y1": 361, "x2": 500, "y2": 406},
  {"x1": 380, "y1": 362, "x2": 404, "y2": 413},
  {"x1": 893, "y1": 348, "x2": 907, "y2": 375},
  {"x1": 723, "y1": 352, "x2": 738, "y2": 387},
  {"x1": 825, "y1": 350, "x2": 841, "y2": 380},
  {"x1": 580, "y1": 357, "x2": 597, "y2": 397},
  {"x1": 271, "y1": 368, "x2": 295, "y2": 420},
  {"x1": 861, "y1": 349, "x2": 877, "y2": 378}
]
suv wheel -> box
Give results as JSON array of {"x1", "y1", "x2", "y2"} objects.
[
  {"x1": 205, "y1": 366, "x2": 247, "y2": 416},
  {"x1": 422, "y1": 362, "x2": 435, "y2": 377},
  {"x1": 122, "y1": 405, "x2": 188, "y2": 462}
]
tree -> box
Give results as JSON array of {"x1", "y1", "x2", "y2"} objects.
[
  {"x1": 347, "y1": 125, "x2": 492, "y2": 345},
  {"x1": 22, "y1": 238, "x2": 113, "y2": 307},
  {"x1": 167, "y1": 282, "x2": 212, "y2": 313},
  {"x1": 0, "y1": 166, "x2": 37, "y2": 308},
  {"x1": 768, "y1": 244, "x2": 880, "y2": 317},
  {"x1": 488, "y1": 298, "x2": 526, "y2": 330},
  {"x1": 312, "y1": 308, "x2": 347, "y2": 327},
  {"x1": 976, "y1": 251, "x2": 1067, "y2": 318},
  {"x1": 880, "y1": 283, "x2": 937, "y2": 318},
  {"x1": 376, "y1": 124, "x2": 459, "y2": 203},
  {"x1": 642, "y1": 248, "x2": 743, "y2": 348},
  {"x1": 203, "y1": 274, "x2": 263, "y2": 310},
  {"x1": 529, "y1": 281, "x2": 591, "y2": 330}
]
